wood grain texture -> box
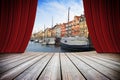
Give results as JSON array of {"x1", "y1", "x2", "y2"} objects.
[
  {"x1": 38, "y1": 53, "x2": 61, "y2": 80},
  {"x1": 15, "y1": 53, "x2": 53, "y2": 80},
  {"x1": 72, "y1": 53, "x2": 120, "y2": 80},
  {"x1": 0, "y1": 51, "x2": 119, "y2": 80},
  {"x1": 84, "y1": 56, "x2": 120, "y2": 72},
  {"x1": 67, "y1": 53, "x2": 109, "y2": 80},
  {"x1": 0, "y1": 54, "x2": 47, "y2": 80},
  {"x1": 60, "y1": 53, "x2": 85, "y2": 80}
]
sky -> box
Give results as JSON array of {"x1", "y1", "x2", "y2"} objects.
[{"x1": 32, "y1": 0, "x2": 84, "y2": 33}]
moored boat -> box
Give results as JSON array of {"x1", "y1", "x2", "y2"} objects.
[
  {"x1": 60, "y1": 36, "x2": 93, "y2": 51},
  {"x1": 46, "y1": 38, "x2": 55, "y2": 45},
  {"x1": 34, "y1": 39, "x2": 39, "y2": 43}
]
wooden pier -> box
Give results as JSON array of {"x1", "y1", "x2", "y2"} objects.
[{"x1": 0, "y1": 51, "x2": 120, "y2": 80}]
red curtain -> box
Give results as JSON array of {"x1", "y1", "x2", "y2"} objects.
[
  {"x1": 83, "y1": 0, "x2": 120, "y2": 53},
  {"x1": 0, "y1": 0, "x2": 38, "y2": 53}
]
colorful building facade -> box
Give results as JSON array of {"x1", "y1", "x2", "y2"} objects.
[{"x1": 31, "y1": 15, "x2": 89, "y2": 39}]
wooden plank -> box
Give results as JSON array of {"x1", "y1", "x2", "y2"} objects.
[
  {"x1": 0, "y1": 53, "x2": 48, "y2": 80},
  {"x1": 0, "y1": 53, "x2": 39, "y2": 66},
  {"x1": 38, "y1": 53, "x2": 61, "y2": 80},
  {"x1": 66, "y1": 53, "x2": 109, "y2": 80},
  {"x1": 0, "y1": 52, "x2": 43, "y2": 63},
  {"x1": 94, "y1": 53, "x2": 120, "y2": 62},
  {"x1": 73, "y1": 54, "x2": 120, "y2": 80},
  {"x1": 0, "y1": 54, "x2": 43, "y2": 73},
  {"x1": 60, "y1": 53, "x2": 85, "y2": 80},
  {"x1": 0, "y1": 54, "x2": 17, "y2": 58},
  {"x1": 92, "y1": 56, "x2": 120, "y2": 66},
  {"x1": 74, "y1": 51, "x2": 97, "y2": 56},
  {"x1": 75, "y1": 51, "x2": 120, "y2": 65},
  {"x1": 15, "y1": 53, "x2": 53, "y2": 80},
  {"x1": 84, "y1": 56, "x2": 120, "y2": 72},
  {"x1": 75, "y1": 51, "x2": 120, "y2": 62},
  {"x1": 0, "y1": 52, "x2": 40, "y2": 62},
  {"x1": 0, "y1": 55, "x2": 23, "y2": 63},
  {"x1": 0, "y1": 54, "x2": 21, "y2": 60},
  {"x1": 0, "y1": 54, "x2": 11, "y2": 58}
]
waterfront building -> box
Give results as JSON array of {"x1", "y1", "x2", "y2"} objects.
[
  {"x1": 37, "y1": 31, "x2": 44, "y2": 39},
  {"x1": 64, "y1": 15, "x2": 88, "y2": 38},
  {"x1": 79, "y1": 15, "x2": 88, "y2": 38},
  {"x1": 31, "y1": 30, "x2": 43, "y2": 39},
  {"x1": 47, "y1": 28, "x2": 52, "y2": 38},
  {"x1": 71, "y1": 16, "x2": 80, "y2": 36},
  {"x1": 66, "y1": 21, "x2": 72, "y2": 37},
  {"x1": 54, "y1": 24, "x2": 61, "y2": 38},
  {"x1": 44, "y1": 28, "x2": 49, "y2": 38},
  {"x1": 51, "y1": 26, "x2": 56, "y2": 38},
  {"x1": 32, "y1": 15, "x2": 88, "y2": 39},
  {"x1": 43, "y1": 28, "x2": 53, "y2": 38},
  {"x1": 61, "y1": 23, "x2": 67, "y2": 37}
]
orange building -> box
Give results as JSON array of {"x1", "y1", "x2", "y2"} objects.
[
  {"x1": 65, "y1": 15, "x2": 88, "y2": 37},
  {"x1": 61, "y1": 23, "x2": 66, "y2": 37},
  {"x1": 35, "y1": 15, "x2": 88, "y2": 38},
  {"x1": 71, "y1": 16, "x2": 80, "y2": 36},
  {"x1": 66, "y1": 21, "x2": 73, "y2": 37}
]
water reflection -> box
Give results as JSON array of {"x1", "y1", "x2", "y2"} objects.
[
  {"x1": 26, "y1": 41, "x2": 94, "y2": 52},
  {"x1": 26, "y1": 42, "x2": 62, "y2": 52}
]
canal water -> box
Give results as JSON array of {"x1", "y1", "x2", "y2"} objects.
[
  {"x1": 25, "y1": 42, "x2": 64, "y2": 52},
  {"x1": 26, "y1": 41, "x2": 94, "y2": 52}
]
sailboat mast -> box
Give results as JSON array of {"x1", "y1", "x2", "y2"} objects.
[
  {"x1": 51, "y1": 16, "x2": 53, "y2": 37},
  {"x1": 67, "y1": 7, "x2": 70, "y2": 37},
  {"x1": 43, "y1": 24, "x2": 45, "y2": 41},
  {"x1": 68, "y1": 7, "x2": 70, "y2": 24},
  {"x1": 52, "y1": 16, "x2": 53, "y2": 28}
]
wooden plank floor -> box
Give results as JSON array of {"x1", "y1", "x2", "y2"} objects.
[{"x1": 0, "y1": 51, "x2": 120, "y2": 80}]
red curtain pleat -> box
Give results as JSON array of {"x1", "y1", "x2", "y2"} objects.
[
  {"x1": 19, "y1": 0, "x2": 38, "y2": 52},
  {"x1": 0, "y1": 0, "x2": 38, "y2": 53},
  {"x1": 12, "y1": 0, "x2": 31, "y2": 52},
  {"x1": 0, "y1": 0, "x2": 9, "y2": 52},
  {"x1": 83, "y1": 0, "x2": 120, "y2": 53},
  {"x1": 5, "y1": 0, "x2": 22, "y2": 52}
]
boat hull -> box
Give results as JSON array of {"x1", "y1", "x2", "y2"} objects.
[{"x1": 60, "y1": 42, "x2": 93, "y2": 51}]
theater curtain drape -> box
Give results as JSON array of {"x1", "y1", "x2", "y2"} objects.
[
  {"x1": 83, "y1": 0, "x2": 120, "y2": 53},
  {"x1": 0, "y1": 0, "x2": 38, "y2": 53}
]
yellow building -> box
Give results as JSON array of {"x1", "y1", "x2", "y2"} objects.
[
  {"x1": 32, "y1": 15, "x2": 88, "y2": 39},
  {"x1": 79, "y1": 15, "x2": 89, "y2": 38},
  {"x1": 44, "y1": 28, "x2": 53, "y2": 38}
]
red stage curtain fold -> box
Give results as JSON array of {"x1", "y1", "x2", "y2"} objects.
[
  {"x1": 0, "y1": 0, "x2": 38, "y2": 53},
  {"x1": 83, "y1": 0, "x2": 120, "y2": 53}
]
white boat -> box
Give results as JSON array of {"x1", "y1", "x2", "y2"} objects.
[
  {"x1": 60, "y1": 7, "x2": 93, "y2": 51},
  {"x1": 46, "y1": 38, "x2": 55, "y2": 45},
  {"x1": 60, "y1": 36, "x2": 92, "y2": 51},
  {"x1": 34, "y1": 39, "x2": 39, "y2": 43},
  {"x1": 38, "y1": 40, "x2": 43, "y2": 43},
  {"x1": 41, "y1": 38, "x2": 55, "y2": 45},
  {"x1": 41, "y1": 42, "x2": 47, "y2": 45}
]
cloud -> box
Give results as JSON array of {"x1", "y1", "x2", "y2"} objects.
[{"x1": 33, "y1": 0, "x2": 84, "y2": 33}]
